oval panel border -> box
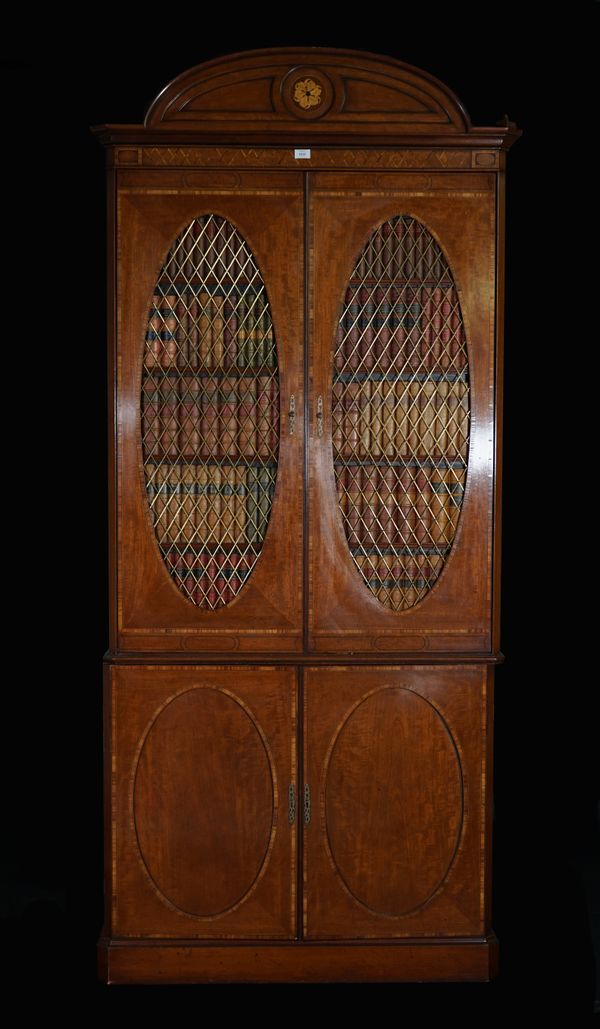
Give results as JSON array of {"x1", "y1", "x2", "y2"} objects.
[
  {"x1": 322, "y1": 684, "x2": 465, "y2": 918},
  {"x1": 130, "y1": 684, "x2": 278, "y2": 921}
]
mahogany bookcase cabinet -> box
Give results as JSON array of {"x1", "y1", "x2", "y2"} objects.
[{"x1": 93, "y1": 47, "x2": 521, "y2": 985}]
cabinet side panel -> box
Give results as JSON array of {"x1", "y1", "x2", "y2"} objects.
[
  {"x1": 102, "y1": 663, "x2": 116, "y2": 938},
  {"x1": 492, "y1": 171, "x2": 505, "y2": 652},
  {"x1": 107, "y1": 157, "x2": 118, "y2": 649},
  {"x1": 483, "y1": 665, "x2": 495, "y2": 931}
]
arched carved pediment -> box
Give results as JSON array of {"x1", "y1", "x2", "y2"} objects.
[{"x1": 144, "y1": 47, "x2": 471, "y2": 137}]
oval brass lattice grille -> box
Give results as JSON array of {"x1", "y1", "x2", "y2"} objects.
[
  {"x1": 141, "y1": 215, "x2": 280, "y2": 609},
  {"x1": 332, "y1": 215, "x2": 470, "y2": 611}
]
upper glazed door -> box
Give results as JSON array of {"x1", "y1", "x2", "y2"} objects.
[
  {"x1": 308, "y1": 172, "x2": 497, "y2": 654},
  {"x1": 117, "y1": 172, "x2": 304, "y2": 653}
]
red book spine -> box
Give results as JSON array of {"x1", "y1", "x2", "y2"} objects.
[
  {"x1": 388, "y1": 285, "x2": 402, "y2": 372},
  {"x1": 142, "y1": 377, "x2": 161, "y2": 459},
  {"x1": 405, "y1": 285, "x2": 421, "y2": 372},
  {"x1": 376, "y1": 285, "x2": 391, "y2": 372},
  {"x1": 369, "y1": 380, "x2": 383, "y2": 460},
  {"x1": 361, "y1": 467, "x2": 376, "y2": 546},
  {"x1": 195, "y1": 551, "x2": 210, "y2": 608},
  {"x1": 165, "y1": 465, "x2": 182, "y2": 543},
  {"x1": 398, "y1": 467, "x2": 416, "y2": 547},
  {"x1": 360, "y1": 285, "x2": 375, "y2": 372},
  {"x1": 391, "y1": 556, "x2": 402, "y2": 610},
  {"x1": 404, "y1": 554, "x2": 419, "y2": 608},
  {"x1": 227, "y1": 551, "x2": 240, "y2": 600},
  {"x1": 206, "y1": 468, "x2": 222, "y2": 547},
  {"x1": 380, "y1": 466, "x2": 395, "y2": 547},
  {"x1": 183, "y1": 550, "x2": 196, "y2": 601},
  {"x1": 215, "y1": 551, "x2": 227, "y2": 606},
  {"x1": 438, "y1": 288, "x2": 452, "y2": 370},
  {"x1": 179, "y1": 378, "x2": 200, "y2": 459},
  {"x1": 153, "y1": 464, "x2": 169, "y2": 544},
  {"x1": 342, "y1": 382, "x2": 360, "y2": 459},
  {"x1": 219, "y1": 376, "x2": 238, "y2": 460},
  {"x1": 160, "y1": 379, "x2": 179, "y2": 459},
  {"x1": 186, "y1": 293, "x2": 200, "y2": 371},
  {"x1": 223, "y1": 295, "x2": 238, "y2": 369},
  {"x1": 414, "y1": 467, "x2": 431, "y2": 545},
  {"x1": 358, "y1": 380, "x2": 371, "y2": 460},
  {"x1": 238, "y1": 377, "x2": 257, "y2": 459},
  {"x1": 200, "y1": 384, "x2": 220, "y2": 460},
  {"x1": 180, "y1": 467, "x2": 196, "y2": 543},
  {"x1": 256, "y1": 374, "x2": 271, "y2": 459},
  {"x1": 206, "y1": 556, "x2": 218, "y2": 608},
  {"x1": 175, "y1": 295, "x2": 188, "y2": 369},
  {"x1": 237, "y1": 552, "x2": 253, "y2": 591}
]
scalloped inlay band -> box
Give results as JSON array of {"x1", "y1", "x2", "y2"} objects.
[{"x1": 139, "y1": 148, "x2": 474, "y2": 168}]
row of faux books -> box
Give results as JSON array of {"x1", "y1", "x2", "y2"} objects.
[
  {"x1": 147, "y1": 464, "x2": 275, "y2": 546},
  {"x1": 145, "y1": 289, "x2": 277, "y2": 371},
  {"x1": 336, "y1": 464, "x2": 464, "y2": 548},
  {"x1": 161, "y1": 549, "x2": 445, "y2": 611},
  {"x1": 332, "y1": 378, "x2": 469, "y2": 460},
  {"x1": 143, "y1": 289, "x2": 465, "y2": 374},
  {"x1": 351, "y1": 552, "x2": 445, "y2": 609},
  {"x1": 336, "y1": 284, "x2": 466, "y2": 373},
  {"x1": 142, "y1": 374, "x2": 279, "y2": 460},
  {"x1": 164, "y1": 549, "x2": 257, "y2": 608}
]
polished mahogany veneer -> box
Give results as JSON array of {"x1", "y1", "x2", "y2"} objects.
[{"x1": 94, "y1": 46, "x2": 520, "y2": 985}]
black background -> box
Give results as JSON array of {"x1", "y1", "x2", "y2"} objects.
[{"x1": 4, "y1": 12, "x2": 598, "y2": 1016}]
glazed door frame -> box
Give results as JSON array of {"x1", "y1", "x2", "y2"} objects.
[
  {"x1": 115, "y1": 171, "x2": 305, "y2": 653},
  {"x1": 307, "y1": 172, "x2": 497, "y2": 654}
]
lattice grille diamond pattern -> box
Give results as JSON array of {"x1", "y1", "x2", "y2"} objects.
[
  {"x1": 333, "y1": 215, "x2": 470, "y2": 611},
  {"x1": 141, "y1": 215, "x2": 280, "y2": 609}
]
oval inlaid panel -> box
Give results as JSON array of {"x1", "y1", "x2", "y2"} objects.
[
  {"x1": 325, "y1": 687, "x2": 462, "y2": 916},
  {"x1": 134, "y1": 688, "x2": 274, "y2": 917},
  {"x1": 141, "y1": 214, "x2": 280, "y2": 609},
  {"x1": 332, "y1": 215, "x2": 470, "y2": 610}
]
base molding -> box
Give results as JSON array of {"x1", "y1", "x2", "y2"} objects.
[{"x1": 99, "y1": 934, "x2": 499, "y2": 984}]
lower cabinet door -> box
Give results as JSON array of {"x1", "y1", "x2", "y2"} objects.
[
  {"x1": 107, "y1": 665, "x2": 298, "y2": 939},
  {"x1": 303, "y1": 665, "x2": 492, "y2": 939}
]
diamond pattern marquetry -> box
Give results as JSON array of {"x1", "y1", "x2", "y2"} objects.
[
  {"x1": 332, "y1": 215, "x2": 470, "y2": 611},
  {"x1": 141, "y1": 215, "x2": 280, "y2": 609}
]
